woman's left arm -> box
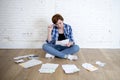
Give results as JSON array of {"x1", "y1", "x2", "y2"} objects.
[{"x1": 66, "y1": 25, "x2": 74, "y2": 47}]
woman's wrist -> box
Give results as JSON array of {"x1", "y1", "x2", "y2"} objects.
[{"x1": 70, "y1": 42, "x2": 73, "y2": 46}]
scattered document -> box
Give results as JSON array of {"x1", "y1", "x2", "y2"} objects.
[
  {"x1": 82, "y1": 63, "x2": 98, "y2": 71},
  {"x1": 96, "y1": 61, "x2": 106, "y2": 67},
  {"x1": 15, "y1": 59, "x2": 24, "y2": 63},
  {"x1": 39, "y1": 63, "x2": 59, "y2": 73},
  {"x1": 62, "y1": 64, "x2": 80, "y2": 73},
  {"x1": 19, "y1": 59, "x2": 42, "y2": 68},
  {"x1": 14, "y1": 54, "x2": 35, "y2": 60},
  {"x1": 56, "y1": 39, "x2": 69, "y2": 46},
  {"x1": 28, "y1": 55, "x2": 39, "y2": 60}
]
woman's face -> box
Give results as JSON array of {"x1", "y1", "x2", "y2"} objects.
[{"x1": 56, "y1": 19, "x2": 64, "y2": 28}]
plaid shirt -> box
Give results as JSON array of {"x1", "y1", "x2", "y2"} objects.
[{"x1": 46, "y1": 23, "x2": 74, "y2": 44}]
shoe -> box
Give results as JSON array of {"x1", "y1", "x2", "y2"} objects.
[
  {"x1": 67, "y1": 55, "x2": 78, "y2": 60},
  {"x1": 45, "y1": 53, "x2": 55, "y2": 59}
]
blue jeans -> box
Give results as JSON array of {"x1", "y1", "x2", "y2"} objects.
[{"x1": 42, "y1": 43, "x2": 80, "y2": 58}]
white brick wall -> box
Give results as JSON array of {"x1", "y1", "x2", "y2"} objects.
[
  {"x1": 0, "y1": 0, "x2": 55, "y2": 48},
  {"x1": 0, "y1": 0, "x2": 120, "y2": 48},
  {"x1": 55, "y1": 0, "x2": 120, "y2": 48}
]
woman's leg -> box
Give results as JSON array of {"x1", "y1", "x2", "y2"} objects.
[
  {"x1": 42, "y1": 43, "x2": 66, "y2": 58},
  {"x1": 61, "y1": 45, "x2": 80, "y2": 55}
]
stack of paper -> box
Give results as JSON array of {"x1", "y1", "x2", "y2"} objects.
[
  {"x1": 82, "y1": 63, "x2": 98, "y2": 71},
  {"x1": 62, "y1": 64, "x2": 80, "y2": 73},
  {"x1": 19, "y1": 59, "x2": 42, "y2": 68},
  {"x1": 39, "y1": 63, "x2": 59, "y2": 73}
]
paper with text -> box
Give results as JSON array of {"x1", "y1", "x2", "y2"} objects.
[
  {"x1": 82, "y1": 63, "x2": 98, "y2": 71},
  {"x1": 19, "y1": 59, "x2": 42, "y2": 68},
  {"x1": 62, "y1": 64, "x2": 80, "y2": 73},
  {"x1": 56, "y1": 39, "x2": 69, "y2": 46},
  {"x1": 39, "y1": 63, "x2": 59, "y2": 73}
]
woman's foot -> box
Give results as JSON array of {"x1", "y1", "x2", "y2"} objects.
[
  {"x1": 67, "y1": 55, "x2": 78, "y2": 60},
  {"x1": 45, "y1": 53, "x2": 55, "y2": 59}
]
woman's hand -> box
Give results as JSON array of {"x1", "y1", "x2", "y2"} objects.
[
  {"x1": 66, "y1": 42, "x2": 73, "y2": 47},
  {"x1": 48, "y1": 24, "x2": 53, "y2": 32}
]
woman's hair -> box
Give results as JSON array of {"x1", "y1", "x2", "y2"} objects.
[{"x1": 52, "y1": 14, "x2": 64, "y2": 24}]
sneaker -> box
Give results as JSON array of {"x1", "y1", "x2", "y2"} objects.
[
  {"x1": 67, "y1": 55, "x2": 78, "y2": 60},
  {"x1": 45, "y1": 53, "x2": 55, "y2": 59}
]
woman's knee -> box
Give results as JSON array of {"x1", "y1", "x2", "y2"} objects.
[
  {"x1": 42, "y1": 43, "x2": 48, "y2": 50},
  {"x1": 73, "y1": 45, "x2": 80, "y2": 52}
]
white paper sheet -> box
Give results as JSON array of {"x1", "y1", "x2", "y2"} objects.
[
  {"x1": 39, "y1": 63, "x2": 59, "y2": 73},
  {"x1": 62, "y1": 64, "x2": 80, "y2": 73},
  {"x1": 19, "y1": 59, "x2": 42, "y2": 68},
  {"x1": 96, "y1": 61, "x2": 106, "y2": 67},
  {"x1": 56, "y1": 39, "x2": 69, "y2": 46},
  {"x1": 82, "y1": 63, "x2": 98, "y2": 71}
]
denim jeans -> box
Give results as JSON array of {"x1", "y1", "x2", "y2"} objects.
[{"x1": 42, "y1": 43, "x2": 80, "y2": 58}]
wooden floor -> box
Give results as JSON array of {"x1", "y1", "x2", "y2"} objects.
[{"x1": 0, "y1": 49, "x2": 120, "y2": 80}]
